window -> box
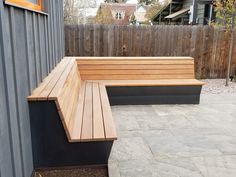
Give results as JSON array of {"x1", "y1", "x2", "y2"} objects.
[
  {"x1": 5, "y1": 0, "x2": 45, "y2": 12},
  {"x1": 116, "y1": 12, "x2": 122, "y2": 20}
]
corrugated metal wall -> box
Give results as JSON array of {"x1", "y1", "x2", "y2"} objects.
[{"x1": 0, "y1": 0, "x2": 64, "y2": 177}]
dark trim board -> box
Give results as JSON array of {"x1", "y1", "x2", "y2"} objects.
[
  {"x1": 106, "y1": 85, "x2": 202, "y2": 105},
  {"x1": 29, "y1": 101, "x2": 113, "y2": 169}
]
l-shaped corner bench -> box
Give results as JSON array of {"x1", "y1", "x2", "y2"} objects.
[{"x1": 27, "y1": 57, "x2": 204, "y2": 168}]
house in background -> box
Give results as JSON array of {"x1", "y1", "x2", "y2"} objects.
[
  {"x1": 98, "y1": 3, "x2": 136, "y2": 25},
  {"x1": 132, "y1": 4, "x2": 149, "y2": 24},
  {"x1": 151, "y1": 0, "x2": 215, "y2": 25}
]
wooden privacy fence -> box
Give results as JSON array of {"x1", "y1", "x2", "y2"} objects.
[{"x1": 65, "y1": 25, "x2": 236, "y2": 79}]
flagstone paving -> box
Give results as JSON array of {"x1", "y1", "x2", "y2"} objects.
[{"x1": 109, "y1": 93, "x2": 236, "y2": 177}]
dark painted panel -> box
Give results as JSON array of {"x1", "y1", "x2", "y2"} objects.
[
  {"x1": 0, "y1": 0, "x2": 65, "y2": 176},
  {"x1": 29, "y1": 101, "x2": 113, "y2": 168},
  {"x1": 106, "y1": 86, "x2": 202, "y2": 105}
]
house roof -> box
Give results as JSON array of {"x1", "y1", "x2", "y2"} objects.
[
  {"x1": 165, "y1": 8, "x2": 189, "y2": 19},
  {"x1": 151, "y1": 0, "x2": 183, "y2": 21}
]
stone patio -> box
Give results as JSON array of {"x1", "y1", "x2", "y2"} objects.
[{"x1": 108, "y1": 93, "x2": 236, "y2": 177}]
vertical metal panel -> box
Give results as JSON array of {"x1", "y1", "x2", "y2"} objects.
[
  {"x1": 0, "y1": 0, "x2": 65, "y2": 176},
  {"x1": 0, "y1": 15, "x2": 14, "y2": 177}
]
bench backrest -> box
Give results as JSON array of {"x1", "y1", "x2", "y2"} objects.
[
  {"x1": 76, "y1": 57, "x2": 195, "y2": 80},
  {"x1": 28, "y1": 57, "x2": 82, "y2": 139}
]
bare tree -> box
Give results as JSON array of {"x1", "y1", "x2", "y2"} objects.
[
  {"x1": 214, "y1": 0, "x2": 236, "y2": 86},
  {"x1": 64, "y1": 0, "x2": 79, "y2": 24},
  {"x1": 64, "y1": 0, "x2": 98, "y2": 24}
]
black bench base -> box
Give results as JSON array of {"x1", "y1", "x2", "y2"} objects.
[
  {"x1": 106, "y1": 85, "x2": 202, "y2": 105},
  {"x1": 29, "y1": 85, "x2": 202, "y2": 169},
  {"x1": 29, "y1": 101, "x2": 113, "y2": 169}
]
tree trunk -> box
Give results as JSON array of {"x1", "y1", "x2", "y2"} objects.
[{"x1": 226, "y1": 30, "x2": 234, "y2": 86}]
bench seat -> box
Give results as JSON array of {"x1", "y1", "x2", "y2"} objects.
[
  {"x1": 70, "y1": 81, "x2": 116, "y2": 142},
  {"x1": 27, "y1": 56, "x2": 203, "y2": 168}
]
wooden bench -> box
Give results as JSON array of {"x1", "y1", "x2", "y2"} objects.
[
  {"x1": 77, "y1": 57, "x2": 204, "y2": 105},
  {"x1": 28, "y1": 56, "x2": 203, "y2": 168},
  {"x1": 28, "y1": 57, "x2": 117, "y2": 168}
]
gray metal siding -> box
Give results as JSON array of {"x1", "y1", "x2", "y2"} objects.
[
  {"x1": 197, "y1": 4, "x2": 205, "y2": 25},
  {"x1": 0, "y1": 0, "x2": 64, "y2": 176},
  {"x1": 183, "y1": 0, "x2": 193, "y2": 9}
]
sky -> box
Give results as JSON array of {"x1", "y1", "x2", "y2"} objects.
[
  {"x1": 79, "y1": 0, "x2": 165, "y2": 18},
  {"x1": 78, "y1": 0, "x2": 104, "y2": 17}
]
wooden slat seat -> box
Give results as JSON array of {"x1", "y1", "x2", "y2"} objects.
[
  {"x1": 70, "y1": 81, "x2": 116, "y2": 142},
  {"x1": 77, "y1": 57, "x2": 204, "y2": 105},
  {"x1": 28, "y1": 57, "x2": 117, "y2": 143}
]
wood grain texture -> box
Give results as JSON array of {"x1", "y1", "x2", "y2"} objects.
[
  {"x1": 92, "y1": 82, "x2": 105, "y2": 140},
  {"x1": 87, "y1": 79, "x2": 204, "y2": 86},
  {"x1": 81, "y1": 74, "x2": 195, "y2": 80},
  {"x1": 99, "y1": 83, "x2": 117, "y2": 140},
  {"x1": 81, "y1": 82, "x2": 93, "y2": 141},
  {"x1": 70, "y1": 81, "x2": 86, "y2": 142},
  {"x1": 77, "y1": 57, "x2": 196, "y2": 80}
]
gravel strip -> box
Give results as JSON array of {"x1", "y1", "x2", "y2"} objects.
[
  {"x1": 34, "y1": 167, "x2": 108, "y2": 177},
  {"x1": 201, "y1": 79, "x2": 236, "y2": 94}
]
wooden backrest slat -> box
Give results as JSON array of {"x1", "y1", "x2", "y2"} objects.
[
  {"x1": 82, "y1": 75, "x2": 195, "y2": 80},
  {"x1": 80, "y1": 69, "x2": 194, "y2": 75},
  {"x1": 77, "y1": 59, "x2": 194, "y2": 65},
  {"x1": 64, "y1": 70, "x2": 81, "y2": 127},
  {"x1": 76, "y1": 57, "x2": 196, "y2": 80},
  {"x1": 78, "y1": 64, "x2": 194, "y2": 70},
  {"x1": 70, "y1": 82, "x2": 86, "y2": 141},
  {"x1": 58, "y1": 65, "x2": 81, "y2": 128}
]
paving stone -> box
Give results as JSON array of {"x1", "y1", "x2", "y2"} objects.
[
  {"x1": 109, "y1": 137, "x2": 153, "y2": 162},
  {"x1": 109, "y1": 92, "x2": 236, "y2": 177},
  {"x1": 118, "y1": 129, "x2": 172, "y2": 139},
  {"x1": 192, "y1": 155, "x2": 236, "y2": 177}
]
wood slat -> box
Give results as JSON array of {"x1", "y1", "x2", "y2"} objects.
[
  {"x1": 77, "y1": 59, "x2": 194, "y2": 65},
  {"x1": 79, "y1": 69, "x2": 194, "y2": 75},
  {"x1": 92, "y1": 82, "x2": 105, "y2": 140},
  {"x1": 70, "y1": 82, "x2": 86, "y2": 142},
  {"x1": 48, "y1": 59, "x2": 76, "y2": 100},
  {"x1": 81, "y1": 82, "x2": 93, "y2": 141},
  {"x1": 62, "y1": 67, "x2": 80, "y2": 127},
  {"x1": 78, "y1": 64, "x2": 194, "y2": 70},
  {"x1": 38, "y1": 58, "x2": 75, "y2": 100},
  {"x1": 99, "y1": 83, "x2": 117, "y2": 140},
  {"x1": 81, "y1": 75, "x2": 195, "y2": 80},
  {"x1": 65, "y1": 71, "x2": 81, "y2": 130},
  {"x1": 27, "y1": 58, "x2": 70, "y2": 101},
  {"x1": 88, "y1": 79, "x2": 204, "y2": 86}
]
